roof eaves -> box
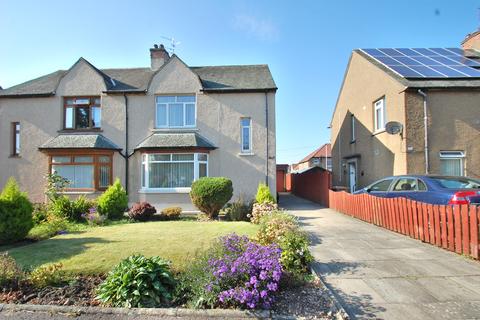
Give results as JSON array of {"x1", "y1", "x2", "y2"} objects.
[
  {"x1": 0, "y1": 92, "x2": 55, "y2": 98},
  {"x1": 201, "y1": 87, "x2": 277, "y2": 93}
]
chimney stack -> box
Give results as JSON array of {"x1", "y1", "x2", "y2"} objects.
[{"x1": 150, "y1": 44, "x2": 170, "y2": 71}]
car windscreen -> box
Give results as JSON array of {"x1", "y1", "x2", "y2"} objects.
[{"x1": 430, "y1": 177, "x2": 480, "y2": 189}]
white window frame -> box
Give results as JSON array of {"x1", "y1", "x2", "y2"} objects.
[
  {"x1": 140, "y1": 153, "x2": 208, "y2": 193},
  {"x1": 240, "y1": 117, "x2": 252, "y2": 153},
  {"x1": 373, "y1": 97, "x2": 386, "y2": 132},
  {"x1": 155, "y1": 95, "x2": 197, "y2": 129},
  {"x1": 439, "y1": 151, "x2": 465, "y2": 176},
  {"x1": 351, "y1": 114, "x2": 356, "y2": 142}
]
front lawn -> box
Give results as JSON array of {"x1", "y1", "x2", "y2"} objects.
[{"x1": 4, "y1": 220, "x2": 258, "y2": 274}]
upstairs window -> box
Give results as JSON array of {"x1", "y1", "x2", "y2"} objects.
[
  {"x1": 155, "y1": 95, "x2": 196, "y2": 128},
  {"x1": 241, "y1": 118, "x2": 252, "y2": 153},
  {"x1": 373, "y1": 97, "x2": 386, "y2": 132},
  {"x1": 64, "y1": 97, "x2": 101, "y2": 130},
  {"x1": 11, "y1": 122, "x2": 20, "y2": 156},
  {"x1": 351, "y1": 114, "x2": 356, "y2": 142}
]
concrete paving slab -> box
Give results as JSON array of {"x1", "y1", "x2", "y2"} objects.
[
  {"x1": 415, "y1": 277, "x2": 479, "y2": 302},
  {"x1": 280, "y1": 194, "x2": 480, "y2": 320},
  {"x1": 364, "y1": 278, "x2": 437, "y2": 303}
]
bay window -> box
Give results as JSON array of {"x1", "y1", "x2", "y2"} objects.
[
  {"x1": 49, "y1": 153, "x2": 112, "y2": 191},
  {"x1": 141, "y1": 153, "x2": 208, "y2": 191},
  {"x1": 64, "y1": 97, "x2": 101, "y2": 130},
  {"x1": 155, "y1": 95, "x2": 196, "y2": 128}
]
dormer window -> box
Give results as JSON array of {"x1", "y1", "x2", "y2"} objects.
[
  {"x1": 155, "y1": 95, "x2": 196, "y2": 128},
  {"x1": 64, "y1": 97, "x2": 101, "y2": 130}
]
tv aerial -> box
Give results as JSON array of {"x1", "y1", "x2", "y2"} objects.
[{"x1": 161, "y1": 36, "x2": 181, "y2": 54}]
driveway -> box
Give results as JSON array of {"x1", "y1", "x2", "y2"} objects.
[{"x1": 280, "y1": 193, "x2": 480, "y2": 320}]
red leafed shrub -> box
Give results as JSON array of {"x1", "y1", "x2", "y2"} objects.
[{"x1": 128, "y1": 202, "x2": 157, "y2": 221}]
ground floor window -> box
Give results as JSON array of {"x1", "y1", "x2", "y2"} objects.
[
  {"x1": 141, "y1": 153, "x2": 208, "y2": 190},
  {"x1": 439, "y1": 151, "x2": 464, "y2": 176},
  {"x1": 49, "y1": 153, "x2": 112, "y2": 191}
]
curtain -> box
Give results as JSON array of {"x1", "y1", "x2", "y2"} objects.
[
  {"x1": 440, "y1": 159, "x2": 462, "y2": 176},
  {"x1": 53, "y1": 165, "x2": 94, "y2": 188}
]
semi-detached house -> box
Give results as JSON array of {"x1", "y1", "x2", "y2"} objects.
[
  {"x1": 331, "y1": 32, "x2": 480, "y2": 193},
  {"x1": 0, "y1": 44, "x2": 277, "y2": 210}
]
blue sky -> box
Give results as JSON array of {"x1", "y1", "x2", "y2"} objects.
[{"x1": 1, "y1": 0, "x2": 479, "y2": 164}]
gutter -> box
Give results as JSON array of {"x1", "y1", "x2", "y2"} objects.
[{"x1": 417, "y1": 89, "x2": 429, "y2": 174}]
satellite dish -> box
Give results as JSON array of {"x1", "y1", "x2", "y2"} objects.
[{"x1": 385, "y1": 121, "x2": 403, "y2": 135}]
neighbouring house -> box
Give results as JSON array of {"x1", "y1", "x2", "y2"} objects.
[
  {"x1": 291, "y1": 143, "x2": 332, "y2": 173},
  {"x1": 331, "y1": 32, "x2": 480, "y2": 193},
  {"x1": 0, "y1": 44, "x2": 277, "y2": 210}
]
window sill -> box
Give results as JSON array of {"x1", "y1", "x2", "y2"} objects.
[
  {"x1": 239, "y1": 152, "x2": 255, "y2": 156},
  {"x1": 139, "y1": 188, "x2": 191, "y2": 194},
  {"x1": 9, "y1": 155, "x2": 21, "y2": 158},
  {"x1": 152, "y1": 128, "x2": 198, "y2": 132},
  {"x1": 58, "y1": 129, "x2": 103, "y2": 133},
  {"x1": 61, "y1": 191, "x2": 97, "y2": 195},
  {"x1": 372, "y1": 129, "x2": 386, "y2": 136}
]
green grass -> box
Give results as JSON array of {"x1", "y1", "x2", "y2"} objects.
[{"x1": 3, "y1": 220, "x2": 258, "y2": 275}]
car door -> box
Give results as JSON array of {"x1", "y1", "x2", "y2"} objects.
[
  {"x1": 389, "y1": 177, "x2": 420, "y2": 201},
  {"x1": 367, "y1": 178, "x2": 395, "y2": 198}
]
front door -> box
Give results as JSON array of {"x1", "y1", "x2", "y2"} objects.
[{"x1": 348, "y1": 162, "x2": 357, "y2": 193}]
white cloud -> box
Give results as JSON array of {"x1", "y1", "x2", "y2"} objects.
[{"x1": 232, "y1": 14, "x2": 279, "y2": 41}]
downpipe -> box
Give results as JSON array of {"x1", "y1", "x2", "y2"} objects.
[{"x1": 417, "y1": 89, "x2": 429, "y2": 174}]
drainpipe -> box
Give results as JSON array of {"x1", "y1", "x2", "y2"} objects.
[
  {"x1": 123, "y1": 94, "x2": 129, "y2": 193},
  {"x1": 417, "y1": 89, "x2": 429, "y2": 174},
  {"x1": 265, "y1": 91, "x2": 269, "y2": 186}
]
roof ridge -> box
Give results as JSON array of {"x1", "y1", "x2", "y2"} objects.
[{"x1": 191, "y1": 64, "x2": 268, "y2": 68}]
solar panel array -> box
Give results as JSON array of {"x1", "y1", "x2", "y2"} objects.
[{"x1": 361, "y1": 48, "x2": 480, "y2": 79}]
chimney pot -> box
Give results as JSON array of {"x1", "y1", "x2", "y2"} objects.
[{"x1": 150, "y1": 43, "x2": 170, "y2": 71}]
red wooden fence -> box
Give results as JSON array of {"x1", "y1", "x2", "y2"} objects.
[
  {"x1": 329, "y1": 190, "x2": 480, "y2": 260},
  {"x1": 291, "y1": 167, "x2": 331, "y2": 207}
]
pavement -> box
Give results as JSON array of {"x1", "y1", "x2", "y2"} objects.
[{"x1": 280, "y1": 193, "x2": 480, "y2": 320}]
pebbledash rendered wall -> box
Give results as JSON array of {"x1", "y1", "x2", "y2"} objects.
[{"x1": 0, "y1": 57, "x2": 276, "y2": 210}]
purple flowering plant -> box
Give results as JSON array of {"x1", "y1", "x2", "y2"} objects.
[
  {"x1": 81, "y1": 207, "x2": 106, "y2": 226},
  {"x1": 207, "y1": 234, "x2": 283, "y2": 309}
]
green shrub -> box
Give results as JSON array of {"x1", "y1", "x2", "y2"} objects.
[
  {"x1": 221, "y1": 198, "x2": 253, "y2": 222},
  {"x1": 29, "y1": 263, "x2": 65, "y2": 288},
  {"x1": 160, "y1": 207, "x2": 182, "y2": 220},
  {"x1": 250, "y1": 202, "x2": 279, "y2": 224},
  {"x1": 0, "y1": 178, "x2": 34, "y2": 244},
  {"x1": 190, "y1": 177, "x2": 233, "y2": 219},
  {"x1": 97, "y1": 179, "x2": 128, "y2": 220},
  {"x1": 0, "y1": 252, "x2": 24, "y2": 288},
  {"x1": 256, "y1": 211, "x2": 298, "y2": 245},
  {"x1": 279, "y1": 231, "x2": 314, "y2": 276},
  {"x1": 32, "y1": 203, "x2": 49, "y2": 225},
  {"x1": 96, "y1": 255, "x2": 175, "y2": 308},
  {"x1": 27, "y1": 213, "x2": 70, "y2": 241},
  {"x1": 49, "y1": 195, "x2": 93, "y2": 221},
  {"x1": 128, "y1": 202, "x2": 156, "y2": 221},
  {"x1": 255, "y1": 183, "x2": 275, "y2": 204}
]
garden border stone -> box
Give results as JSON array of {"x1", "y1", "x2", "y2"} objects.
[
  {"x1": 310, "y1": 266, "x2": 350, "y2": 320},
  {"x1": 0, "y1": 303, "x2": 273, "y2": 319}
]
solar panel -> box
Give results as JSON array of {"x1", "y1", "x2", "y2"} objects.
[{"x1": 361, "y1": 47, "x2": 480, "y2": 79}]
